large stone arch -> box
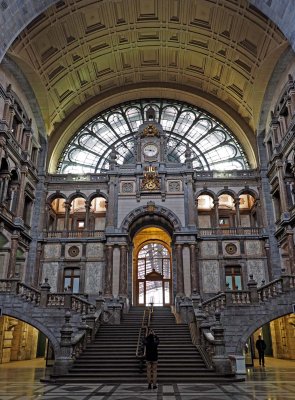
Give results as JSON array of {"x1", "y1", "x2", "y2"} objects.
[
  {"x1": 0, "y1": 302, "x2": 61, "y2": 357},
  {"x1": 221, "y1": 292, "x2": 295, "y2": 355},
  {"x1": 120, "y1": 203, "x2": 182, "y2": 238}
]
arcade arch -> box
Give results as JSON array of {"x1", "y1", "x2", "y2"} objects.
[{"x1": 132, "y1": 227, "x2": 172, "y2": 306}]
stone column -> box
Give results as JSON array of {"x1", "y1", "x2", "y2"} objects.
[
  {"x1": 287, "y1": 228, "x2": 295, "y2": 274},
  {"x1": 234, "y1": 197, "x2": 240, "y2": 227},
  {"x1": 0, "y1": 134, "x2": 7, "y2": 163},
  {"x1": 104, "y1": 244, "x2": 114, "y2": 296},
  {"x1": 264, "y1": 240, "x2": 273, "y2": 281},
  {"x1": 7, "y1": 232, "x2": 19, "y2": 278},
  {"x1": 186, "y1": 175, "x2": 196, "y2": 227},
  {"x1": 33, "y1": 243, "x2": 43, "y2": 286},
  {"x1": 190, "y1": 243, "x2": 199, "y2": 293},
  {"x1": 119, "y1": 244, "x2": 128, "y2": 297},
  {"x1": 84, "y1": 201, "x2": 91, "y2": 230},
  {"x1": 64, "y1": 202, "x2": 71, "y2": 231},
  {"x1": 276, "y1": 160, "x2": 288, "y2": 212},
  {"x1": 175, "y1": 243, "x2": 184, "y2": 295},
  {"x1": 16, "y1": 166, "x2": 28, "y2": 218},
  {"x1": 1, "y1": 174, "x2": 10, "y2": 204},
  {"x1": 213, "y1": 199, "x2": 219, "y2": 228},
  {"x1": 106, "y1": 179, "x2": 116, "y2": 228}
]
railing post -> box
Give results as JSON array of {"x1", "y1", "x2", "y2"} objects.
[
  {"x1": 53, "y1": 311, "x2": 74, "y2": 376},
  {"x1": 39, "y1": 278, "x2": 51, "y2": 307},
  {"x1": 86, "y1": 305, "x2": 96, "y2": 341},
  {"x1": 194, "y1": 303, "x2": 207, "y2": 344},
  {"x1": 179, "y1": 297, "x2": 194, "y2": 323},
  {"x1": 95, "y1": 291, "x2": 105, "y2": 312},
  {"x1": 281, "y1": 268, "x2": 291, "y2": 291},
  {"x1": 225, "y1": 283, "x2": 233, "y2": 305},
  {"x1": 211, "y1": 311, "x2": 232, "y2": 375},
  {"x1": 247, "y1": 274, "x2": 259, "y2": 303},
  {"x1": 105, "y1": 297, "x2": 122, "y2": 325}
]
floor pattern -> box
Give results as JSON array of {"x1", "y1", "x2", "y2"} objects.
[{"x1": 0, "y1": 358, "x2": 295, "y2": 400}]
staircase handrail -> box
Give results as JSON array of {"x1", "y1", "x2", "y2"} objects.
[
  {"x1": 201, "y1": 293, "x2": 226, "y2": 314},
  {"x1": 257, "y1": 275, "x2": 295, "y2": 301},
  {"x1": 189, "y1": 321, "x2": 214, "y2": 369},
  {"x1": 71, "y1": 308, "x2": 103, "y2": 359},
  {"x1": 136, "y1": 308, "x2": 149, "y2": 359}
]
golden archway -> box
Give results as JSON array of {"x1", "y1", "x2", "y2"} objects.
[{"x1": 133, "y1": 227, "x2": 172, "y2": 306}]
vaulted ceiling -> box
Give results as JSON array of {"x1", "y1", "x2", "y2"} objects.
[{"x1": 4, "y1": 0, "x2": 290, "y2": 169}]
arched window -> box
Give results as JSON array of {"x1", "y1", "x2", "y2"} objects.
[{"x1": 57, "y1": 99, "x2": 249, "y2": 174}]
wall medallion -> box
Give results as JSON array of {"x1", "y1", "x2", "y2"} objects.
[
  {"x1": 68, "y1": 245, "x2": 80, "y2": 257},
  {"x1": 225, "y1": 243, "x2": 237, "y2": 255}
]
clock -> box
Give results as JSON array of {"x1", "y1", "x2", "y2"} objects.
[{"x1": 143, "y1": 143, "x2": 158, "y2": 157}]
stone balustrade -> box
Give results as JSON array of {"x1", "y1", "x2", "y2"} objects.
[
  {"x1": 46, "y1": 230, "x2": 105, "y2": 239},
  {"x1": 198, "y1": 227, "x2": 262, "y2": 236}
]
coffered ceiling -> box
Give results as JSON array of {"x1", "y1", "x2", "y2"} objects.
[{"x1": 7, "y1": 0, "x2": 288, "y2": 146}]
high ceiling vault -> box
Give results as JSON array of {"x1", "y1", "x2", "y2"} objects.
[{"x1": 6, "y1": 0, "x2": 288, "y2": 158}]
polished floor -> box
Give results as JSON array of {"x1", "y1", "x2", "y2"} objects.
[{"x1": 0, "y1": 357, "x2": 295, "y2": 399}]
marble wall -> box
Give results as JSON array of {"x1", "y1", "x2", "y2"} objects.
[
  {"x1": 85, "y1": 262, "x2": 104, "y2": 294},
  {"x1": 41, "y1": 262, "x2": 59, "y2": 292},
  {"x1": 202, "y1": 260, "x2": 220, "y2": 293},
  {"x1": 182, "y1": 245, "x2": 191, "y2": 296},
  {"x1": 43, "y1": 244, "x2": 61, "y2": 259},
  {"x1": 247, "y1": 259, "x2": 266, "y2": 286}
]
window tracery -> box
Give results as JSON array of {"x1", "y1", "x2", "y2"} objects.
[{"x1": 58, "y1": 99, "x2": 249, "y2": 174}]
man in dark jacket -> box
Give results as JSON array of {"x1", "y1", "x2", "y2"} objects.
[
  {"x1": 143, "y1": 329, "x2": 159, "y2": 389},
  {"x1": 256, "y1": 334, "x2": 266, "y2": 366}
]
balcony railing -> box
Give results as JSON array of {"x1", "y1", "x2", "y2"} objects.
[
  {"x1": 198, "y1": 227, "x2": 262, "y2": 236},
  {"x1": 46, "y1": 230, "x2": 105, "y2": 239}
]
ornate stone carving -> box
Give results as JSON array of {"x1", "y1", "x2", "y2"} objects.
[
  {"x1": 141, "y1": 166, "x2": 160, "y2": 191},
  {"x1": 168, "y1": 180, "x2": 181, "y2": 192},
  {"x1": 121, "y1": 181, "x2": 134, "y2": 193},
  {"x1": 225, "y1": 243, "x2": 237, "y2": 255},
  {"x1": 142, "y1": 124, "x2": 159, "y2": 137},
  {"x1": 68, "y1": 246, "x2": 80, "y2": 257}
]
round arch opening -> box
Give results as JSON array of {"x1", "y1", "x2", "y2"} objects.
[
  {"x1": 0, "y1": 315, "x2": 53, "y2": 367},
  {"x1": 132, "y1": 227, "x2": 172, "y2": 306}
]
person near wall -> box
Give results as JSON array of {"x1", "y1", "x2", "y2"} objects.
[
  {"x1": 144, "y1": 328, "x2": 159, "y2": 389},
  {"x1": 256, "y1": 334, "x2": 266, "y2": 367}
]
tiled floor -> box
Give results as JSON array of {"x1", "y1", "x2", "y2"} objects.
[{"x1": 0, "y1": 357, "x2": 295, "y2": 399}]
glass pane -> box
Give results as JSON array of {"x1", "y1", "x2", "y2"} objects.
[
  {"x1": 64, "y1": 277, "x2": 71, "y2": 290},
  {"x1": 225, "y1": 276, "x2": 232, "y2": 290},
  {"x1": 72, "y1": 278, "x2": 80, "y2": 293},
  {"x1": 163, "y1": 259, "x2": 170, "y2": 278},
  {"x1": 137, "y1": 259, "x2": 145, "y2": 278},
  {"x1": 164, "y1": 281, "x2": 170, "y2": 304},
  {"x1": 234, "y1": 276, "x2": 242, "y2": 290},
  {"x1": 146, "y1": 281, "x2": 163, "y2": 306},
  {"x1": 138, "y1": 281, "x2": 145, "y2": 305},
  {"x1": 58, "y1": 99, "x2": 249, "y2": 174}
]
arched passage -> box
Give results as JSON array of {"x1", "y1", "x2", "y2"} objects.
[
  {"x1": 133, "y1": 227, "x2": 172, "y2": 306},
  {"x1": 0, "y1": 312, "x2": 59, "y2": 365}
]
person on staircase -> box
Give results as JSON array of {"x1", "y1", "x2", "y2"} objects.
[
  {"x1": 144, "y1": 328, "x2": 159, "y2": 389},
  {"x1": 256, "y1": 334, "x2": 266, "y2": 367}
]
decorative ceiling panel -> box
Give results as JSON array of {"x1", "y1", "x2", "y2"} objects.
[{"x1": 8, "y1": 0, "x2": 287, "y2": 136}]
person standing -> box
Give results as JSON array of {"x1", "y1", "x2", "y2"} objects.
[
  {"x1": 256, "y1": 334, "x2": 266, "y2": 366},
  {"x1": 144, "y1": 328, "x2": 159, "y2": 389}
]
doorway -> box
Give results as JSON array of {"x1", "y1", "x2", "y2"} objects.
[{"x1": 133, "y1": 227, "x2": 172, "y2": 306}]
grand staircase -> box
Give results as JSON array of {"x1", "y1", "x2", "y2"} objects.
[{"x1": 51, "y1": 306, "x2": 235, "y2": 384}]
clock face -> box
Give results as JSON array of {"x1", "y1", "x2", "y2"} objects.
[{"x1": 143, "y1": 143, "x2": 158, "y2": 157}]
